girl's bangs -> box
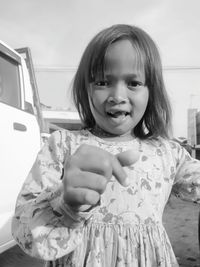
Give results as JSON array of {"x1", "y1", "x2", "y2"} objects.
[
  {"x1": 91, "y1": 41, "x2": 146, "y2": 81},
  {"x1": 89, "y1": 52, "x2": 107, "y2": 82},
  {"x1": 89, "y1": 38, "x2": 146, "y2": 82},
  {"x1": 129, "y1": 42, "x2": 146, "y2": 76}
]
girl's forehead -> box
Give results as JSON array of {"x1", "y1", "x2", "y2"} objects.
[{"x1": 104, "y1": 39, "x2": 145, "y2": 77}]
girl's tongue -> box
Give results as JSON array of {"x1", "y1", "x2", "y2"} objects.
[
  {"x1": 107, "y1": 110, "x2": 128, "y2": 118},
  {"x1": 107, "y1": 110, "x2": 129, "y2": 124}
]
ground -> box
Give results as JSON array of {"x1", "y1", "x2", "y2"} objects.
[{"x1": 0, "y1": 195, "x2": 199, "y2": 267}]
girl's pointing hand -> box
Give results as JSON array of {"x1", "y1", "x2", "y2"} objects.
[{"x1": 62, "y1": 144, "x2": 139, "y2": 211}]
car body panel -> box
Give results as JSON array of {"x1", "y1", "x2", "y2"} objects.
[{"x1": 0, "y1": 40, "x2": 41, "y2": 253}]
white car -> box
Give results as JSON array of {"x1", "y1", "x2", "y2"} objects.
[{"x1": 0, "y1": 41, "x2": 41, "y2": 253}]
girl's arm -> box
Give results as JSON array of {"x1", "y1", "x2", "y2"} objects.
[
  {"x1": 12, "y1": 130, "x2": 92, "y2": 261},
  {"x1": 172, "y1": 141, "x2": 200, "y2": 203}
]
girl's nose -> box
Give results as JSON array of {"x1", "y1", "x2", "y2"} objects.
[
  {"x1": 107, "y1": 81, "x2": 128, "y2": 104},
  {"x1": 107, "y1": 95, "x2": 128, "y2": 104}
]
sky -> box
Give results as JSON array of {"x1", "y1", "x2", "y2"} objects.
[
  {"x1": 0, "y1": 0, "x2": 200, "y2": 138},
  {"x1": 0, "y1": 0, "x2": 200, "y2": 67}
]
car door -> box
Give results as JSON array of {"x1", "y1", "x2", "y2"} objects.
[{"x1": 0, "y1": 42, "x2": 41, "y2": 252}]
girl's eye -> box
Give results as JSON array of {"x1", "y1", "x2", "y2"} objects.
[
  {"x1": 94, "y1": 81, "x2": 110, "y2": 87},
  {"x1": 128, "y1": 80, "x2": 143, "y2": 88}
]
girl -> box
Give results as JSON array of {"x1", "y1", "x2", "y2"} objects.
[{"x1": 12, "y1": 24, "x2": 200, "y2": 266}]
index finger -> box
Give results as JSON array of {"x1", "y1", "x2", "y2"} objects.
[
  {"x1": 110, "y1": 155, "x2": 130, "y2": 187},
  {"x1": 112, "y1": 149, "x2": 139, "y2": 187},
  {"x1": 116, "y1": 149, "x2": 139, "y2": 166}
]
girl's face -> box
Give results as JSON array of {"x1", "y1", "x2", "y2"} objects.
[{"x1": 89, "y1": 39, "x2": 149, "y2": 139}]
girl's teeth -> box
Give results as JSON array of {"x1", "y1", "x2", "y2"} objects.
[{"x1": 108, "y1": 111, "x2": 128, "y2": 117}]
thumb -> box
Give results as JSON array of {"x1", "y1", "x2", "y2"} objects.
[{"x1": 116, "y1": 149, "x2": 139, "y2": 166}]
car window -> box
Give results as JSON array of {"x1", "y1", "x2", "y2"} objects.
[{"x1": 0, "y1": 52, "x2": 21, "y2": 109}]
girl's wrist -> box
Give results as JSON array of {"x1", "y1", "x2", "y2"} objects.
[{"x1": 58, "y1": 197, "x2": 100, "y2": 224}]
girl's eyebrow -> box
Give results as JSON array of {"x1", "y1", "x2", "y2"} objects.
[{"x1": 105, "y1": 73, "x2": 144, "y2": 80}]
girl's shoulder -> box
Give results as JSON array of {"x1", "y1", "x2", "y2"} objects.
[
  {"x1": 43, "y1": 129, "x2": 92, "y2": 160},
  {"x1": 141, "y1": 136, "x2": 176, "y2": 148},
  {"x1": 47, "y1": 128, "x2": 94, "y2": 149},
  {"x1": 141, "y1": 136, "x2": 184, "y2": 156}
]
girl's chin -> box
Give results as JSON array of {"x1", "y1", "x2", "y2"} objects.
[
  {"x1": 99, "y1": 125, "x2": 133, "y2": 138},
  {"x1": 105, "y1": 116, "x2": 134, "y2": 134}
]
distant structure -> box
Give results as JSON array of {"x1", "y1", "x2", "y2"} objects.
[
  {"x1": 42, "y1": 109, "x2": 81, "y2": 134},
  {"x1": 187, "y1": 108, "x2": 200, "y2": 159}
]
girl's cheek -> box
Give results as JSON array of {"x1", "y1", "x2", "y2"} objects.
[{"x1": 94, "y1": 91, "x2": 109, "y2": 104}]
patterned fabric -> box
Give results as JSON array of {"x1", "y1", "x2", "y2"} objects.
[{"x1": 12, "y1": 129, "x2": 200, "y2": 267}]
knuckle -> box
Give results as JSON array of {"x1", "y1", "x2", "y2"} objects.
[
  {"x1": 63, "y1": 168, "x2": 79, "y2": 187},
  {"x1": 96, "y1": 178, "x2": 107, "y2": 193},
  {"x1": 84, "y1": 191, "x2": 99, "y2": 205},
  {"x1": 101, "y1": 158, "x2": 111, "y2": 170},
  {"x1": 83, "y1": 192, "x2": 90, "y2": 204}
]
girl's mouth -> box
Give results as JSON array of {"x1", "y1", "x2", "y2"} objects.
[
  {"x1": 106, "y1": 110, "x2": 130, "y2": 125},
  {"x1": 106, "y1": 110, "x2": 129, "y2": 118}
]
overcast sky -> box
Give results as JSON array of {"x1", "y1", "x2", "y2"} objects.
[{"x1": 0, "y1": 0, "x2": 200, "y2": 68}]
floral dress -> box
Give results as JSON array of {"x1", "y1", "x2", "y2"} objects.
[{"x1": 12, "y1": 129, "x2": 200, "y2": 267}]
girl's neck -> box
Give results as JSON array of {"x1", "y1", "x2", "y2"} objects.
[{"x1": 90, "y1": 125, "x2": 135, "y2": 142}]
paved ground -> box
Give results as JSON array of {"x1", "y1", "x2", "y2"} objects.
[
  {"x1": 0, "y1": 195, "x2": 199, "y2": 267},
  {"x1": 163, "y1": 196, "x2": 199, "y2": 267}
]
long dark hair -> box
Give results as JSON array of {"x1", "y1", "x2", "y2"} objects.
[{"x1": 72, "y1": 24, "x2": 172, "y2": 139}]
